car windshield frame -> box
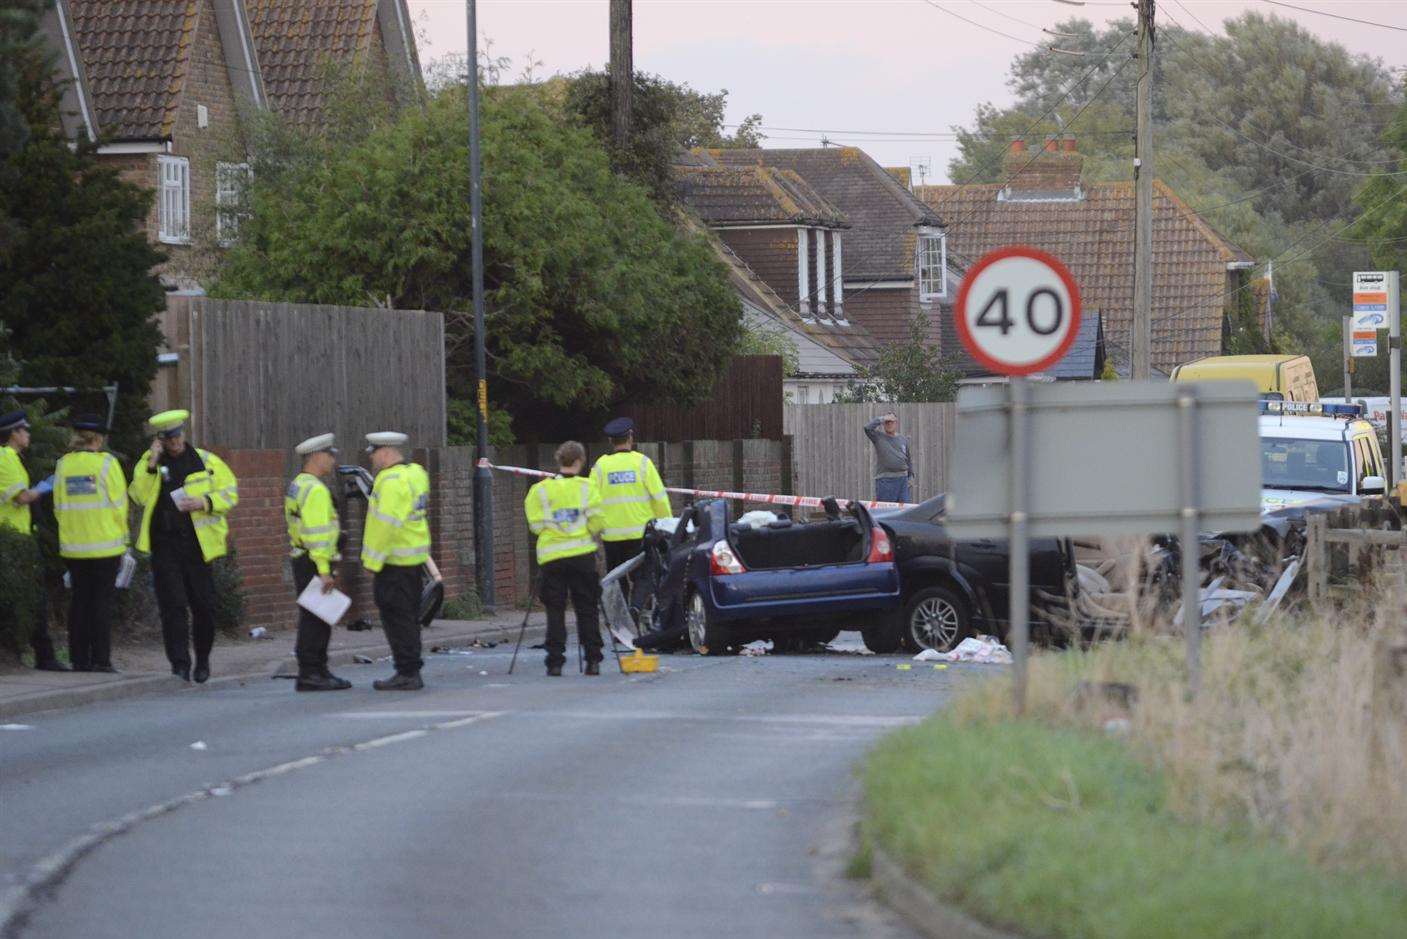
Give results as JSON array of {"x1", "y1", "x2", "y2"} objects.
[{"x1": 1260, "y1": 435, "x2": 1352, "y2": 493}]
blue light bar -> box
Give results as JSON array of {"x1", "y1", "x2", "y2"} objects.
[
  {"x1": 1256, "y1": 401, "x2": 1364, "y2": 419},
  {"x1": 1321, "y1": 402, "x2": 1364, "y2": 419}
]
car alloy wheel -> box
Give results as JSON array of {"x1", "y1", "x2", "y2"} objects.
[
  {"x1": 686, "y1": 592, "x2": 709, "y2": 654},
  {"x1": 910, "y1": 594, "x2": 962, "y2": 652}
]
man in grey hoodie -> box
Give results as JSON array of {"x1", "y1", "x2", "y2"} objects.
[{"x1": 865, "y1": 412, "x2": 913, "y2": 503}]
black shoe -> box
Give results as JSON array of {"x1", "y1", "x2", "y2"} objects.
[
  {"x1": 193, "y1": 661, "x2": 210, "y2": 684},
  {"x1": 91, "y1": 664, "x2": 119, "y2": 674},
  {"x1": 546, "y1": 665, "x2": 563, "y2": 677},
  {"x1": 584, "y1": 661, "x2": 601, "y2": 676},
  {"x1": 296, "y1": 673, "x2": 354, "y2": 692},
  {"x1": 173, "y1": 664, "x2": 191, "y2": 682},
  {"x1": 372, "y1": 673, "x2": 424, "y2": 691},
  {"x1": 34, "y1": 660, "x2": 70, "y2": 672}
]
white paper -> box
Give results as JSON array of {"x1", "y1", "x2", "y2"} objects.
[
  {"x1": 297, "y1": 578, "x2": 352, "y2": 626},
  {"x1": 169, "y1": 486, "x2": 188, "y2": 506}
]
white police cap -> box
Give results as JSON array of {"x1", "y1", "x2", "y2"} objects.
[
  {"x1": 295, "y1": 433, "x2": 337, "y2": 456},
  {"x1": 365, "y1": 431, "x2": 408, "y2": 452}
]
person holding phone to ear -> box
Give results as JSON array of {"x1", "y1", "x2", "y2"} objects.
[{"x1": 128, "y1": 410, "x2": 239, "y2": 683}]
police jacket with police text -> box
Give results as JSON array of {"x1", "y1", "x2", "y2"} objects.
[
  {"x1": 54, "y1": 450, "x2": 129, "y2": 559},
  {"x1": 525, "y1": 474, "x2": 604, "y2": 565},
  {"x1": 589, "y1": 450, "x2": 670, "y2": 542},
  {"x1": 361, "y1": 462, "x2": 431, "y2": 572}
]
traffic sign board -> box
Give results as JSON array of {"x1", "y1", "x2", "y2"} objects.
[{"x1": 954, "y1": 246, "x2": 1082, "y2": 376}]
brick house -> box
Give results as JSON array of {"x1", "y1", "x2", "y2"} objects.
[
  {"x1": 699, "y1": 147, "x2": 964, "y2": 352},
  {"x1": 674, "y1": 158, "x2": 883, "y2": 402},
  {"x1": 42, "y1": 0, "x2": 422, "y2": 287},
  {"x1": 918, "y1": 139, "x2": 1253, "y2": 377}
]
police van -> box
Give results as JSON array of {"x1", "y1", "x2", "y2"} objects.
[{"x1": 1259, "y1": 401, "x2": 1389, "y2": 511}]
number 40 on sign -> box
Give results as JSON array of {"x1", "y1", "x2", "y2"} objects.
[{"x1": 954, "y1": 246, "x2": 1082, "y2": 376}]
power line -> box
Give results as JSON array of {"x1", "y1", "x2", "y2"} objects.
[
  {"x1": 1260, "y1": 0, "x2": 1407, "y2": 33},
  {"x1": 919, "y1": 0, "x2": 1042, "y2": 47}
]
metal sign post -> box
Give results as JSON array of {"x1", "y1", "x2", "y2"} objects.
[
  {"x1": 954, "y1": 246, "x2": 1082, "y2": 715},
  {"x1": 1178, "y1": 389, "x2": 1202, "y2": 694},
  {"x1": 1354, "y1": 271, "x2": 1402, "y2": 487}
]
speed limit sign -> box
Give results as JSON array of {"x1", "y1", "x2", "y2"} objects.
[{"x1": 954, "y1": 246, "x2": 1082, "y2": 376}]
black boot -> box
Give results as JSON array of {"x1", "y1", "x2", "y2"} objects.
[
  {"x1": 372, "y1": 672, "x2": 424, "y2": 691},
  {"x1": 296, "y1": 672, "x2": 353, "y2": 692},
  {"x1": 193, "y1": 659, "x2": 210, "y2": 684},
  {"x1": 34, "y1": 659, "x2": 70, "y2": 672},
  {"x1": 546, "y1": 664, "x2": 563, "y2": 677},
  {"x1": 173, "y1": 664, "x2": 191, "y2": 682},
  {"x1": 584, "y1": 661, "x2": 601, "y2": 676}
]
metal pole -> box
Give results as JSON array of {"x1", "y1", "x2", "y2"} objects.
[
  {"x1": 1342, "y1": 314, "x2": 1353, "y2": 402},
  {"x1": 1131, "y1": 0, "x2": 1155, "y2": 380},
  {"x1": 1388, "y1": 271, "x2": 1402, "y2": 490},
  {"x1": 1178, "y1": 389, "x2": 1201, "y2": 696},
  {"x1": 1008, "y1": 377, "x2": 1030, "y2": 716},
  {"x1": 467, "y1": 0, "x2": 495, "y2": 611}
]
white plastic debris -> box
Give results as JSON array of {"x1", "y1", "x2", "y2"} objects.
[
  {"x1": 739, "y1": 640, "x2": 770, "y2": 656},
  {"x1": 737, "y1": 510, "x2": 783, "y2": 529},
  {"x1": 1, "y1": 723, "x2": 34, "y2": 731},
  {"x1": 248, "y1": 626, "x2": 269, "y2": 639},
  {"x1": 922, "y1": 635, "x2": 1014, "y2": 664},
  {"x1": 1253, "y1": 559, "x2": 1300, "y2": 625},
  {"x1": 189, "y1": 741, "x2": 208, "y2": 751},
  {"x1": 478, "y1": 670, "x2": 488, "y2": 676}
]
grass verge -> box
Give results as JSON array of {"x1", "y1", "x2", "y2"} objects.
[{"x1": 864, "y1": 717, "x2": 1407, "y2": 939}]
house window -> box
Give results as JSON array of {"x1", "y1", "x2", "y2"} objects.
[
  {"x1": 216, "y1": 162, "x2": 252, "y2": 245},
  {"x1": 157, "y1": 155, "x2": 190, "y2": 244},
  {"x1": 917, "y1": 231, "x2": 946, "y2": 300}
]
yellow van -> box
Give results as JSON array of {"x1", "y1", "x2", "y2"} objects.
[{"x1": 1170, "y1": 354, "x2": 1319, "y2": 402}]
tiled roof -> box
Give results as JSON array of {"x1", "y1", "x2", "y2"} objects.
[
  {"x1": 713, "y1": 239, "x2": 880, "y2": 374},
  {"x1": 918, "y1": 179, "x2": 1251, "y2": 373},
  {"x1": 706, "y1": 148, "x2": 944, "y2": 281},
  {"x1": 247, "y1": 0, "x2": 380, "y2": 128},
  {"x1": 67, "y1": 0, "x2": 200, "y2": 140},
  {"x1": 674, "y1": 165, "x2": 849, "y2": 228}
]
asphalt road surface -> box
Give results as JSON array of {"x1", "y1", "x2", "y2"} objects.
[{"x1": 1, "y1": 635, "x2": 980, "y2": 938}]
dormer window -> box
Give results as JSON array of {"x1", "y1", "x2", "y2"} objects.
[{"x1": 917, "y1": 229, "x2": 946, "y2": 300}]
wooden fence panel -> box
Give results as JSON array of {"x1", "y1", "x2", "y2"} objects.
[
  {"x1": 784, "y1": 402, "x2": 955, "y2": 503},
  {"x1": 625, "y1": 355, "x2": 784, "y2": 442},
  {"x1": 179, "y1": 298, "x2": 446, "y2": 449}
]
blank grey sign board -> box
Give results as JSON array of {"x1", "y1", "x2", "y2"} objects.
[{"x1": 945, "y1": 381, "x2": 1263, "y2": 539}]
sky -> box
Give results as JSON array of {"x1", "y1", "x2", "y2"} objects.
[{"x1": 405, "y1": 1, "x2": 1407, "y2": 183}]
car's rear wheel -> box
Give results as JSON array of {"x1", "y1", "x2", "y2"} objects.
[
  {"x1": 685, "y1": 590, "x2": 732, "y2": 655},
  {"x1": 901, "y1": 586, "x2": 970, "y2": 653}
]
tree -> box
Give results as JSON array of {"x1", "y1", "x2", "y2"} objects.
[
  {"x1": 212, "y1": 82, "x2": 743, "y2": 439},
  {"x1": 0, "y1": 15, "x2": 165, "y2": 456},
  {"x1": 834, "y1": 312, "x2": 958, "y2": 403},
  {"x1": 0, "y1": 0, "x2": 47, "y2": 161},
  {"x1": 1347, "y1": 92, "x2": 1407, "y2": 395},
  {"x1": 563, "y1": 71, "x2": 763, "y2": 204}
]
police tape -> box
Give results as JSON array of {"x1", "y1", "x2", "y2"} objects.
[{"x1": 474, "y1": 458, "x2": 916, "y2": 511}]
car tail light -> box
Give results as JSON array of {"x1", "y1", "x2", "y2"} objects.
[
  {"x1": 867, "y1": 527, "x2": 893, "y2": 563},
  {"x1": 710, "y1": 540, "x2": 746, "y2": 575}
]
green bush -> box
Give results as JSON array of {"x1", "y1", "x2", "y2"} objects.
[
  {"x1": 0, "y1": 526, "x2": 43, "y2": 657},
  {"x1": 440, "y1": 587, "x2": 484, "y2": 621},
  {"x1": 212, "y1": 550, "x2": 245, "y2": 636}
]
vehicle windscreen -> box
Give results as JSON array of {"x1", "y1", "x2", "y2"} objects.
[{"x1": 1260, "y1": 437, "x2": 1350, "y2": 492}]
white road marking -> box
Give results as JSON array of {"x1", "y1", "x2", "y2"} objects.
[
  {"x1": 352, "y1": 729, "x2": 428, "y2": 750},
  {"x1": 433, "y1": 712, "x2": 504, "y2": 730},
  {"x1": 529, "y1": 709, "x2": 922, "y2": 728},
  {"x1": 334, "y1": 710, "x2": 487, "y2": 720}
]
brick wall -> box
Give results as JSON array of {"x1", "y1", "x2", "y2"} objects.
[{"x1": 719, "y1": 228, "x2": 801, "y2": 309}]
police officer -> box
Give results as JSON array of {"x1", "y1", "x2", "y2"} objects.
[
  {"x1": 53, "y1": 415, "x2": 129, "y2": 672},
  {"x1": 360, "y1": 431, "x2": 431, "y2": 690},
  {"x1": 0, "y1": 411, "x2": 65, "y2": 671},
  {"x1": 286, "y1": 433, "x2": 351, "y2": 692},
  {"x1": 526, "y1": 441, "x2": 605, "y2": 676},
  {"x1": 129, "y1": 410, "x2": 239, "y2": 683},
  {"x1": 590, "y1": 417, "x2": 671, "y2": 587}
]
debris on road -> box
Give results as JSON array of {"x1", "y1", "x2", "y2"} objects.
[
  {"x1": 2, "y1": 723, "x2": 34, "y2": 731},
  {"x1": 352, "y1": 654, "x2": 375, "y2": 664},
  {"x1": 189, "y1": 741, "x2": 208, "y2": 751},
  {"x1": 248, "y1": 627, "x2": 269, "y2": 639},
  {"x1": 918, "y1": 636, "x2": 1014, "y2": 664},
  {"x1": 740, "y1": 641, "x2": 770, "y2": 656},
  {"x1": 430, "y1": 646, "x2": 474, "y2": 655}
]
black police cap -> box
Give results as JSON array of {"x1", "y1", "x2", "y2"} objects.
[{"x1": 603, "y1": 417, "x2": 634, "y2": 438}]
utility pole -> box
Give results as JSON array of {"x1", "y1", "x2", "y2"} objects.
[
  {"x1": 467, "y1": 0, "x2": 494, "y2": 611},
  {"x1": 609, "y1": 0, "x2": 632, "y2": 151},
  {"x1": 1132, "y1": 0, "x2": 1155, "y2": 380}
]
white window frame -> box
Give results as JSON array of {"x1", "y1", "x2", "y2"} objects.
[
  {"x1": 216, "y1": 161, "x2": 252, "y2": 246},
  {"x1": 917, "y1": 230, "x2": 947, "y2": 301},
  {"x1": 157, "y1": 155, "x2": 190, "y2": 244}
]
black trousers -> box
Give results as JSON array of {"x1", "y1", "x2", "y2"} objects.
[
  {"x1": 541, "y1": 553, "x2": 603, "y2": 669},
  {"x1": 151, "y1": 538, "x2": 217, "y2": 671},
  {"x1": 603, "y1": 537, "x2": 643, "y2": 605},
  {"x1": 66, "y1": 556, "x2": 119, "y2": 670},
  {"x1": 291, "y1": 555, "x2": 331, "y2": 674},
  {"x1": 373, "y1": 565, "x2": 423, "y2": 676},
  {"x1": 30, "y1": 573, "x2": 58, "y2": 665}
]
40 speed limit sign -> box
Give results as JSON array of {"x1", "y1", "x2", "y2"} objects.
[{"x1": 954, "y1": 246, "x2": 1081, "y2": 376}]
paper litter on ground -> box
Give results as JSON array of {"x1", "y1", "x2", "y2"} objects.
[
  {"x1": 189, "y1": 741, "x2": 208, "y2": 751},
  {"x1": 915, "y1": 635, "x2": 1013, "y2": 664},
  {"x1": 740, "y1": 640, "x2": 770, "y2": 656}
]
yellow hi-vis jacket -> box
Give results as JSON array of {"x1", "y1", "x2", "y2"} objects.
[
  {"x1": 525, "y1": 474, "x2": 604, "y2": 565},
  {"x1": 360, "y1": 462, "x2": 431, "y2": 572},
  {"x1": 54, "y1": 450, "x2": 129, "y2": 559},
  {"x1": 129, "y1": 448, "x2": 239, "y2": 562},
  {"x1": 285, "y1": 472, "x2": 339, "y2": 576},
  {"x1": 0, "y1": 445, "x2": 33, "y2": 534},
  {"x1": 589, "y1": 450, "x2": 670, "y2": 542}
]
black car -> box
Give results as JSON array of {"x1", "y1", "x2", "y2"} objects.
[{"x1": 866, "y1": 496, "x2": 1078, "y2": 654}]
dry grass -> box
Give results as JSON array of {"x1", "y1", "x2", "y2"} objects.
[{"x1": 950, "y1": 569, "x2": 1407, "y2": 879}]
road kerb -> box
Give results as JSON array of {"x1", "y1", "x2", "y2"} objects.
[{"x1": 870, "y1": 840, "x2": 1023, "y2": 939}]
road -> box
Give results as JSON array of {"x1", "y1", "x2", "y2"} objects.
[{"x1": 1, "y1": 636, "x2": 975, "y2": 938}]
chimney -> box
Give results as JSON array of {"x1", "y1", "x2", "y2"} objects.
[{"x1": 1001, "y1": 135, "x2": 1084, "y2": 195}]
